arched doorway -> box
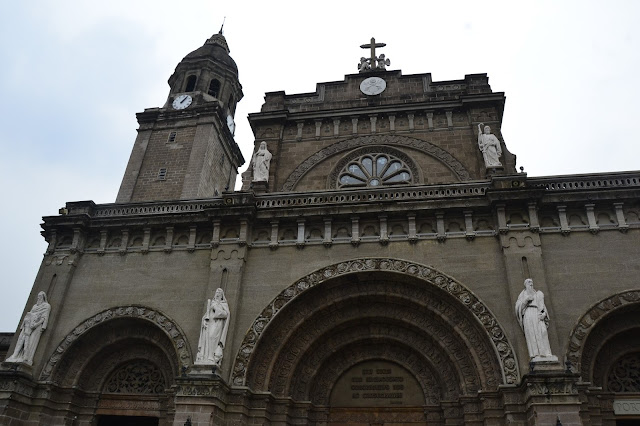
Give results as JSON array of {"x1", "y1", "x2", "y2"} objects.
[
  {"x1": 567, "y1": 291, "x2": 640, "y2": 425},
  {"x1": 232, "y1": 258, "x2": 518, "y2": 424},
  {"x1": 41, "y1": 306, "x2": 191, "y2": 425}
]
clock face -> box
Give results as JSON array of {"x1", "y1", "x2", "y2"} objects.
[
  {"x1": 360, "y1": 77, "x2": 386, "y2": 96},
  {"x1": 172, "y1": 94, "x2": 193, "y2": 110}
]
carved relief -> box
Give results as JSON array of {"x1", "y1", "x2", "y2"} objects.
[
  {"x1": 566, "y1": 290, "x2": 640, "y2": 370},
  {"x1": 281, "y1": 135, "x2": 472, "y2": 191},
  {"x1": 40, "y1": 306, "x2": 192, "y2": 381},
  {"x1": 231, "y1": 258, "x2": 519, "y2": 388},
  {"x1": 606, "y1": 352, "x2": 640, "y2": 392},
  {"x1": 104, "y1": 360, "x2": 166, "y2": 394},
  {"x1": 76, "y1": 340, "x2": 174, "y2": 391}
]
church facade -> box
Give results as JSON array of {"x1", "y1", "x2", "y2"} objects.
[{"x1": 1, "y1": 32, "x2": 640, "y2": 426}]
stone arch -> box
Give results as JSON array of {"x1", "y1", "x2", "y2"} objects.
[
  {"x1": 566, "y1": 290, "x2": 640, "y2": 384},
  {"x1": 40, "y1": 305, "x2": 192, "y2": 382},
  {"x1": 281, "y1": 135, "x2": 472, "y2": 191},
  {"x1": 231, "y1": 258, "x2": 519, "y2": 397}
]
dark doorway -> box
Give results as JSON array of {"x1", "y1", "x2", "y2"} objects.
[
  {"x1": 617, "y1": 420, "x2": 640, "y2": 426},
  {"x1": 97, "y1": 415, "x2": 159, "y2": 426}
]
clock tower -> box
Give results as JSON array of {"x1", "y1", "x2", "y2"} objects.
[{"x1": 116, "y1": 30, "x2": 244, "y2": 203}]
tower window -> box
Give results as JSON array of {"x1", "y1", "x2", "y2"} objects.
[
  {"x1": 167, "y1": 131, "x2": 177, "y2": 143},
  {"x1": 157, "y1": 168, "x2": 167, "y2": 180},
  {"x1": 185, "y1": 75, "x2": 197, "y2": 92},
  {"x1": 208, "y1": 79, "x2": 221, "y2": 97}
]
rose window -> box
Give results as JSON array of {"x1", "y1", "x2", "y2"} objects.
[{"x1": 338, "y1": 154, "x2": 412, "y2": 188}]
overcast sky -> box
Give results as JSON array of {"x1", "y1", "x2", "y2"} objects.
[{"x1": 0, "y1": 0, "x2": 638, "y2": 331}]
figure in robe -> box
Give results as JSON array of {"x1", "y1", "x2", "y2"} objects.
[
  {"x1": 6, "y1": 291, "x2": 51, "y2": 365},
  {"x1": 477, "y1": 123, "x2": 503, "y2": 168},
  {"x1": 195, "y1": 288, "x2": 230, "y2": 366},
  {"x1": 515, "y1": 279, "x2": 557, "y2": 362},
  {"x1": 251, "y1": 141, "x2": 272, "y2": 182}
]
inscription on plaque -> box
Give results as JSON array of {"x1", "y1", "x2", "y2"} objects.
[
  {"x1": 329, "y1": 360, "x2": 424, "y2": 407},
  {"x1": 614, "y1": 399, "x2": 640, "y2": 416}
]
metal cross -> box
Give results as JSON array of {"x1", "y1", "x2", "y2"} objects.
[{"x1": 360, "y1": 37, "x2": 386, "y2": 69}]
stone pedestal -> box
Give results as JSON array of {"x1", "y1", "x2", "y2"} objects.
[
  {"x1": 188, "y1": 364, "x2": 221, "y2": 377},
  {"x1": 251, "y1": 180, "x2": 268, "y2": 194},
  {"x1": 1, "y1": 361, "x2": 33, "y2": 375},
  {"x1": 522, "y1": 367, "x2": 583, "y2": 426}
]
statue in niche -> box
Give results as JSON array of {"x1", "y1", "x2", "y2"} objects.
[
  {"x1": 477, "y1": 123, "x2": 503, "y2": 168},
  {"x1": 251, "y1": 141, "x2": 272, "y2": 182},
  {"x1": 5, "y1": 291, "x2": 51, "y2": 365},
  {"x1": 195, "y1": 288, "x2": 230, "y2": 366},
  {"x1": 376, "y1": 54, "x2": 390, "y2": 70},
  {"x1": 357, "y1": 57, "x2": 371, "y2": 73},
  {"x1": 515, "y1": 279, "x2": 558, "y2": 362}
]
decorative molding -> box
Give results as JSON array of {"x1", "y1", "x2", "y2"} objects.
[
  {"x1": 40, "y1": 305, "x2": 192, "y2": 380},
  {"x1": 231, "y1": 258, "x2": 519, "y2": 387},
  {"x1": 281, "y1": 135, "x2": 472, "y2": 192},
  {"x1": 566, "y1": 290, "x2": 640, "y2": 370}
]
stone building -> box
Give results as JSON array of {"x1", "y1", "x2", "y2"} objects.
[{"x1": 1, "y1": 32, "x2": 640, "y2": 426}]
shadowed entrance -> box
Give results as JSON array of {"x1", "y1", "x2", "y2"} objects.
[{"x1": 233, "y1": 259, "x2": 517, "y2": 424}]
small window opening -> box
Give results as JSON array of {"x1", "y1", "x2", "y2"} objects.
[
  {"x1": 158, "y1": 168, "x2": 167, "y2": 180},
  {"x1": 167, "y1": 131, "x2": 177, "y2": 143},
  {"x1": 220, "y1": 155, "x2": 225, "y2": 167},
  {"x1": 185, "y1": 75, "x2": 197, "y2": 92},
  {"x1": 208, "y1": 79, "x2": 221, "y2": 97}
]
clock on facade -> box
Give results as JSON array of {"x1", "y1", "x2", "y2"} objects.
[
  {"x1": 359, "y1": 77, "x2": 386, "y2": 96},
  {"x1": 172, "y1": 94, "x2": 193, "y2": 110}
]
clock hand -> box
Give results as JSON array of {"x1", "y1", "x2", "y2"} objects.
[{"x1": 180, "y1": 97, "x2": 188, "y2": 104}]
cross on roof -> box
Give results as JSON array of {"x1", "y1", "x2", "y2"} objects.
[{"x1": 360, "y1": 37, "x2": 386, "y2": 68}]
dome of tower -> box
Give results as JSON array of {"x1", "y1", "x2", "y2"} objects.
[{"x1": 182, "y1": 32, "x2": 238, "y2": 75}]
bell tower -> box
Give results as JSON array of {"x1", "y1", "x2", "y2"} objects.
[{"x1": 116, "y1": 30, "x2": 244, "y2": 203}]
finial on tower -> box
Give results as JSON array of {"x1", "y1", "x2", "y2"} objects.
[
  {"x1": 219, "y1": 17, "x2": 226, "y2": 35},
  {"x1": 358, "y1": 37, "x2": 390, "y2": 73}
]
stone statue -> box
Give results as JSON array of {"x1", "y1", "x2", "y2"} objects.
[
  {"x1": 195, "y1": 288, "x2": 230, "y2": 366},
  {"x1": 358, "y1": 57, "x2": 371, "y2": 73},
  {"x1": 477, "y1": 123, "x2": 503, "y2": 168},
  {"x1": 515, "y1": 279, "x2": 557, "y2": 362},
  {"x1": 376, "y1": 54, "x2": 390, "y2": 70},
  {"x1": 5, "y1": 291, "x2": 51, "y2": 365},
  {"x1": 251, "y1": 141, "x2": 272, "y2": 182}
]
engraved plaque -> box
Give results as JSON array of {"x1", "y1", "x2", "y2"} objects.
[
  {"x1": 614, "y1": 399, "x2": 640, "y2": 416},
  {"x1": 329, "y1": 360, "x2": 424, "y2": 407}
]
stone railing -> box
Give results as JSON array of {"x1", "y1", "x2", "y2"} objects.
[
  {"x1": 255, "y1": 182, "x2": 491, "y2": 209},
  {"x1": 74, "y1": 172, "x2": 640, "y2": 219},
  {"x1": 92, "y1": 200, "x2": 224, "y2": 218},
  {"x1": 528, "y1": 172, "x2": 640, "y2": 191}
]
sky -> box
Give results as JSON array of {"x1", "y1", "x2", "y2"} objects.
[{"x1": 0, "y1": 0, "x2": 638, "y2": 331}]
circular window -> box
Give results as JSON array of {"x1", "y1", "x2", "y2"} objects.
[{"x1": 338, "y1": 153, "x2": 412, "y2": 188}]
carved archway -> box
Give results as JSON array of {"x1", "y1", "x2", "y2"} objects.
[
  {"x1": 566, "y1": 290, "x2": 640, "y2": 376},
  {"x1": 40, "y1": 305, "x2": 192, "y2": 382},
  {"x1": 281, "y1": 135, "x2": 472, "y2": 191},
  {"x1": 231, "y1": 258, "x2": 519, "y2": 402}
]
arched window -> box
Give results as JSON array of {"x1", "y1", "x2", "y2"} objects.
[
  {"x1": 208, "y1": 79, "x2": 220, "y2": 97},
  {"x1": 338, "y1": 153, "x2": 412, "y2": 188},
  {"x1": 185, "y1": 75, "x2": 197, "y2": 92}
]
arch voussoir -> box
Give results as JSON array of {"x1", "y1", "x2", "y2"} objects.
[{"x1": 231, "y1": 258, "x2": 519, "y2": 390}]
